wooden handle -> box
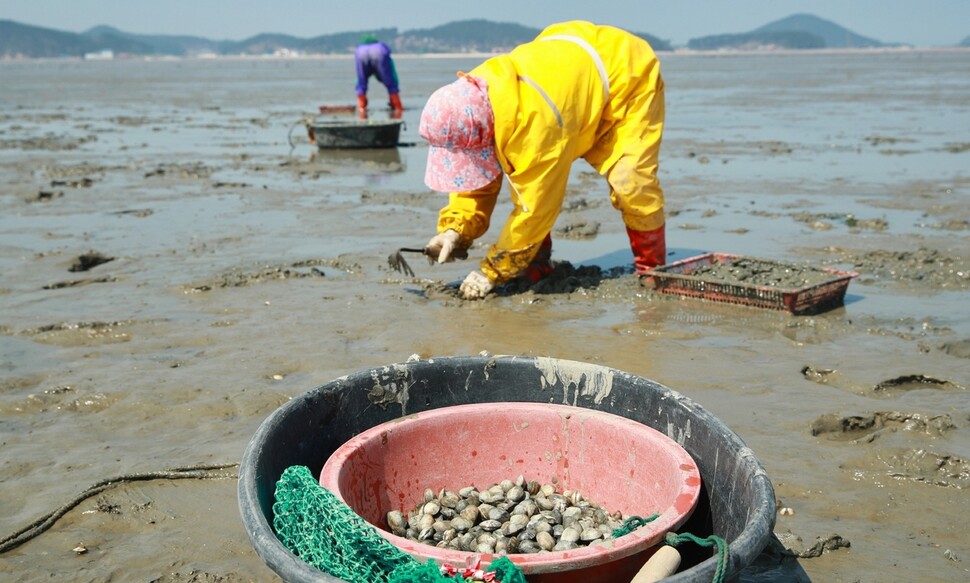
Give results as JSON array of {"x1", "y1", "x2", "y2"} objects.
[{"x1": 630, "y1": 546, "x2": 681, "y2": 583}]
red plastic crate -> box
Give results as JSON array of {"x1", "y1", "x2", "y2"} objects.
[{"x1": 644, "y1": 253, "x2": 858, "y2": 315}]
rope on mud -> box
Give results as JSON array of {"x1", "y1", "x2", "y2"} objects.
[
  {"x1": 288, "y1": 117, "x2": 315, "y2": 150},
  {"x1": 0, "y1": 462, "x2": 238, "y2": 554},
  {"x1": 287, "y1": 120, "x2": 302, "y2": 149}
]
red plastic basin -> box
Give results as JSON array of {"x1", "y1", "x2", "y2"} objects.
[{"x1": 319, "y1": 402, "x2": 701, "y2": 583}]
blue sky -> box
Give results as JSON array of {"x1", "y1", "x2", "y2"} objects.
[{"x1": 2, "y1": 0, "x2": 968, "y2": 47}]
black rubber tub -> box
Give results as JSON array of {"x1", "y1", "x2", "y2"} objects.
[
  {"x1": 238, "y1": 356, "x2": 776, "y2": 582},
  {"x1": 311, "y1": 119, "x2": 403, "y2": 148}
]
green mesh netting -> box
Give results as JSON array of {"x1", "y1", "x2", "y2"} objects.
[{"x1": 272, "y1": 465, "x2": 527, "y2": 583}]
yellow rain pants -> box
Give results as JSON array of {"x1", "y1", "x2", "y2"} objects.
[{"x1": 436, "y1": 20, "x2": 666, "y2": 284}]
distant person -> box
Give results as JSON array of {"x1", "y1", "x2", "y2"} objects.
[
  {"x1": 418, "y1": 20, "x2": 666, "y2": 299},
  {"x1": 354, "y1": 34, "x2": 404, "y2": 119}
]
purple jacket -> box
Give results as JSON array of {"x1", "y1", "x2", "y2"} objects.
[{"x1": 355, "y1": 42, "x2": 400, "y2": 95}]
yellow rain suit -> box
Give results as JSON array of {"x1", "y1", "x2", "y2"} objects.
[{"x1": 436, "y1": 20, "x2": 666, "y2": 284}]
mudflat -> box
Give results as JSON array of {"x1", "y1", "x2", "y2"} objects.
[{"x1": 1, "y1": 51, "x2": 969, "y2": 582}]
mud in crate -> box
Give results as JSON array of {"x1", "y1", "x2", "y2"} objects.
[{"x1": 644, "y1": 253, "x2": 858, "y2": 315}]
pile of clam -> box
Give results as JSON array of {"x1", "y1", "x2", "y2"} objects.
[{"x1": 385, "y1": 475, "x2": 628, "y2": 554}]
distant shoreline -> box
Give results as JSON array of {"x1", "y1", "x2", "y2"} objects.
[{"x1": 1, "y1": 45, "x2": 968, "y2": 63}]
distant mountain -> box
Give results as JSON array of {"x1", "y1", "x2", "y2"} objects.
[
  {"x1": 1, "y1": 15, "x2": 921, "y2": 59},
  {"x1": 83, "y1": 25, "x2": 223, "y2": 55},
  {"x1": 79, "y1": 26, "x2": 157, "y2": 55},
  {"x1": 2, "y1": 18, "x2": 672, "y2": 59},
  {"x1": 687, "y1": 13, "x2": 888, "y2": 50},
  {"x1": 755, "y1": 14, "x2": 884, "y2": 48},
  {"x1": 222, "y1": 33, "x2": 308, "y2": 55},
  {"x1": 397, "y1": 19, "x2": 538, "y2": 53},
  {"x1": 634, "y1": 31, "x2": 673, "y2": 53},
  {"x1": 688, "y1": 30, "x2": 824, "y2": 51},
  {"x1": 302, "y1": 28, "x2": 399, "y2": 54},
  {"x1": 1, "y1": 19, "x2": 99, "y2": 57},
  {"x1": 962, "y1": 35, "x2": 970, "y2": 47}
]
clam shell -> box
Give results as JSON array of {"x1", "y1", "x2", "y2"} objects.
[
  {"x1": 395, "y1": 477, "x2": 631, "y2": 555},
  {"x1": 536, "y1": 530, "x2": 556, "y2": 551}
]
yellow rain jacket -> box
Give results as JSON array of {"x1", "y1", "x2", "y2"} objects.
[{"x1": 437, "y1": 20, "x2": 666, "y2": 284}]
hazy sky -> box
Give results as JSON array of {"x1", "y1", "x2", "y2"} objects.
[{"x1": 2, "y1": 0, "x2": 968, "y2": 48}]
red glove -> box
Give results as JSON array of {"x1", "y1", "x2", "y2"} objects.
[
  {"x1": 356, "y1": 94, "x2": 368, "y2": 119},
  {"x1": 627, "y1": 225, "x2": 667, "y2": 274},
  {"x1": 521, "y1": 234, "x2": 554, "y2": 283}
]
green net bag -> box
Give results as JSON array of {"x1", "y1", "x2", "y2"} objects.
[{"x1": 272, "y1": 465, "x2": 527, "y2": 583}]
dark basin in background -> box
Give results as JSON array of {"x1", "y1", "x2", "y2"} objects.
[{"x1": 311, "y1": 119, "x2": 403, "y2": 148}]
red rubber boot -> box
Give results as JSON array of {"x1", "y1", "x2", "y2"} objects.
[
  {"x1": 627, "y1": 225, "x2": 667, "y2": 275},
  {"x1": 389, "y1": 93, "x2": 404, "y2": 119}
]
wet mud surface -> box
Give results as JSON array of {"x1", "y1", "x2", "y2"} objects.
[
  {"x1": 668, "y1": 257, "x2": 846, "y2": 288},
  {"x1": 1, "y1": 53, "x2": 970, "y2": 582}
]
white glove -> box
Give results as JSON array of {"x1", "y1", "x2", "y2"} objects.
[
  {"x1": 460, "y1": 270, "x2": 495, "y2": 300},
  {"x1": 425, "y1": 229, "x2": 461, "y2": 263}
]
